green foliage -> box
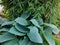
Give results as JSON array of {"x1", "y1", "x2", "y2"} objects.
[
  {"x1": 0, "y1": 15, "x2": 59, "y2": 45},
  {"x1": 0, "y1": 0, "x2": 60, "y2": 45}
]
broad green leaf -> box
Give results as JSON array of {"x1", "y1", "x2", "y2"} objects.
[
  {"x1": 0, "y1": 28, "x2": 9, "y2": 32},
  {"x1": 43, "y1": 30, "x2": 55, "y2": 45},
  {"x1": 30, "y1": 19, "x2": 41, "y2": 28},
  {"x1": 15, "y1": 23, "x2": 29, "y2": 33},
  {"x1": 3, "y1": 38, "x2": 19, "y2": 45},
  {"x1": 9, "y1": 27, "x2": 25, "y2": 36},
  {"x1": 15, "y1": 17, "x2": 29, "y2": 26},
  {"x1": 0, "y1": 33, "x2": 16, "y2": 43},
  {"x1": 27, "y1": 26, "x2": 43, "y2": 43},
  {"x1": 21, "y1": 12, "x2": 31, "y2": 19},
  {"x1": 44, "y1": 23, "x2": 59, "y2": 34},
  {"x1": 1, "y1": 21, "x2": 14, "y2": 26}
]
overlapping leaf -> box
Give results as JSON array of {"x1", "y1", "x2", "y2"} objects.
[
  {"x1": 15, "y1": 17, "x2": 29, "y2": 26},
  {"x1": 27, "y1": 26, "x2": 43, "y2": 43},
  {"x1": 0, "y1": 33, "x2": 16, "y2": 43},
  {"x1": 44, "y1": 23, "x2": 59, "y2": 34},
  {"x1": 9, "y1": 27, "x2": 25, "y2": 36},
  {"x1": 15, "y1": 23, "x2": 29, "y2": 33}
]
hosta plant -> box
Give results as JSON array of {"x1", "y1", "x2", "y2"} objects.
[{"x1": 0, "y1": 13, "x2": 59, "y2": 45}]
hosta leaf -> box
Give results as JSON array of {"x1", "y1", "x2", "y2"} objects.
[
  {"x1": 19, "y1": 37, "x2": 34, "y2": 45},
  {"x1": 3, "y1": 38, "x2": 19, "y2": 45},
  {"x1": 1, "y1": 21, "x2": 14, "y2": 27},
  {"x1": 21, "y1": 12, "x2": 31, "y2": 19},
  {"x1": 19, "y1": 37, "x2": 29, "y2": 45},
  {"x1": 9, "y1": 27, "x2": 25, "y2": 36},
  {"x1": 27, "y1": 26, "x2": 43, "y2": 43},
  {"x1": 15, "y1": 23, "x2": 29, "y2": 33},
  {"x1": 43, "y1": 30, "x2": 55, "y2": 45},
  {"x1": 30, "y1": 19, "x2": 41, "y2": 28},
  {"x1": 44, "y1": 23, "x2": 59, "y2": 34},
  {"x1": 0, "y1": 28, "x2": 9, "y2": 32},
  {"x1": 15, "y1": 17, "x2": 29, "y2": 26},
  {"x1": 0, "y1": 33, "x2": 16, "y2": 43}
]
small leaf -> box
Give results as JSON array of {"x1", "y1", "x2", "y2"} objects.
[
  {"x1": 43, "y1": 30, "x2": 55, "y2": 45},
  {"x1": 0, "y1": 33, "x2": 16, "y2": 43},
  {"x1": 21, "y1": 12, "x2": 31, "y2": 19},
  {"x1": 3, "y1": 38, "x2": 19, "y2": 45},
  {"x1": 30, "y1": 19, "x2": 41, "y2": 28},
  {"x1": 15, "y1": 17, "x2": 29, "y2": 26},
  {"x1": 15, "y1": 23, "x2": 29, "y2": 33},
  {"x1": 1, "y1": 21, "x2": 14, "y2": 27},
  {"x1": 9, "y1": 27, "x2": 25, "y2": 36},
  {"x1": 27, "y1": 26, "x2": 43, "y2": 43},
  {"x1": 44, "y1": 23, "x2": 59, "y2": 34}
]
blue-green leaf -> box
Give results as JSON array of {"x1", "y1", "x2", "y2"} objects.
[
  {"x1": 21, "y1": 12, "x2": 31, "y2": 19},
  {"x1": 3, "y1": 38, "x2": 19, "y2": 45},
  {"x1": 19, "y1": 37, "x2": 29, "y2": 45},
  {"x1": 27, "y1": 26, "x2": 43, "y2": 43},
  {"x1": 15, "y1": 23, "x2": 29, "y2": 33},
  {"x1": 9, "y1": 27, "x2": 26, "y2": 36},
  {"x1": 15, "y1": 17, "x2": 29, "y2": 26},
  {"x1": 30, "y1": 19, "x2": 41, "y2": 28},
  {"x1": 43, "y1": 30, "x2": 55, "y2": 45},
  {"x1": 0, "y1": 33, "x2": 16, "y2": 43},
  {"x1": 44, "y1": 23, "x2": 59, "y2": 34},
  {"x1": 0, "y1": 28, "x2": 9, "y2": 32},
  {"x1": 1, "y1": 21, "x2": 14, "y2": 26}
]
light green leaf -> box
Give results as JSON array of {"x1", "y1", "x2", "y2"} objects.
[
  {"x1": 1, "y1": 21, "x2": 14, "y2": 26},
  {"x1": 43, "y1": 30, "x2": 55, "y2": 45},
  {"x1": 27, "y1": 26, "x2": 43, "y2": 43},
  {"x1": 30, "y1": 19, "x2": 41, "y2": 28},
  {"x1": 21, "y1": 12, "x2": 31, "y2": 19},
  {"x1": 0, "y1": 33, "x2": 16, "y2": 43},
  {"x1": 44, "y1": 23, "x2": 59, "y2": 34},
  {"x1": 9, "y1": 27, "x2": 25, "y2": 36},
  {"x1": 15, "y1": 23, "x2": 29, "y2": 33},
  {"x1": 15, "y1": 17, "x2": 29, "y2": 26},
  {"x1": 3, "y1": 38, "x2": 19, "y2": 45}
]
